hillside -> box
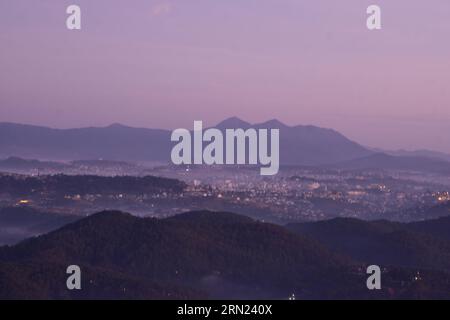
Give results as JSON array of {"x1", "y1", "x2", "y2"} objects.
[
  {"x1": 0, "y1": 174, "x2": 186, "y2": 197},
  {"x1": 287, "y1": 215, "x2": 450, "y2": 271},
  {"x1": 2, "y1": 210, "x2": 450, "y2": 299}
]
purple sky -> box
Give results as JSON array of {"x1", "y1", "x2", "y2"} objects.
[{"x1": 1, "y1": 0, "x2": 450, "y2": 152}]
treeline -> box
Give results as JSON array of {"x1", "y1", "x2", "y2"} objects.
[
  {"x1": 0, "y1": 174, "x2": 186, "y2": 197},
  {"x1": 2, "y1": 210, "x2": 450, "y2": 299}
]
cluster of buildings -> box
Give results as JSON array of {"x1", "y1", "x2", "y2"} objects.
[{"x1": 1, "y1": 166, "x2": 449, "y2": 222}]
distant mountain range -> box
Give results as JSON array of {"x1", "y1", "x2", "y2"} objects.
[
  {"x1": 0, "y1": 156, "x2": 136, "y2": 171},
  {"x1": 0, "y1": 122, "x2": 171, "y2": 163},
  {"x1": 0, "y1": 119, "x2": 371, "y2": 166},
  {"x1": 0, "y1": 156, "x2": 67, "y2": 170},
  {"x1": 373, "y1": 148, "x2": 450, "y2": 163},
  {"x1": 2, "y1": 210, "x2": 450, "y2": 299},
  {"x1": 332, "y1": 153, "x2": 450, "y2": 174},
  {"x1": 1, "y1": 119, "x2": 450, "y2": 173}
]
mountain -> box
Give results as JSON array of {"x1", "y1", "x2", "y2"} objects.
[
  {"x1": 0, "y1": 210, "x2": 352, "y2": 299},
  {"x1": 0, "y1": 122, "x2": 171, "y2": 163},
  {"x1": 287, "y1": 216, "x2": 450, "y2": 271},
  {"x1": 386, "y1": 202, "x2": 450, "y2": 222},
  {"x1": 333, "y1": 153, "x2": 450, "y2": 174},
  {"x1": 0, "y1": 157, "x2": 148, "y2": 176},
  {"x1": 0, "y1": 174, "x2": 186, "y2": 198},
  {"x1": 379, "y1": 149, "x2": 450, "y2": 163},
  {"x1": 0, "y1": 157, "x2": 67, "y2": 171},
  {"x1": 225, "y1": 118, "x2": 372, "y2": 165},
  {"x1": 0, "y1": 119, "x2": 372, "y2": 166},
  {"x1": 2, "y1": 210, "x2": 450, "y2": 299},
  {"x1": 274, "y1": 123, "x2": 371, "y2": 165},
  {"x1": 408, "y1": 214, "x2": 450, "y2": 242},
  {"x1": 216, "y1": 117, "x2": 251, "y2": 130}
]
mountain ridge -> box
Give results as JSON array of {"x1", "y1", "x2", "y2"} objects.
[
  {"x1": 2, "y1": 209, "x2": 450, "y2": 299},
  {"x1": 0, "y1": 210, "x2": 353, "y2": 299},
  {"x1": 333, "y1": 152, "x2": 450, "y2": 174},
  {"x1": 0, "y1": 119, "x2": 372, "y2": 165}
]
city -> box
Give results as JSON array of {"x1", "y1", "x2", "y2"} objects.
[{"x1": 1, "y1": 161, "x2": 449, "y2": 224}]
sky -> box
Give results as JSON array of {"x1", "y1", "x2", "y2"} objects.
[{"x1": 1, "y1": 0, "x2": 450, "y2": 153}]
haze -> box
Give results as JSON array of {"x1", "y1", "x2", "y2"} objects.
[{"x1": 1, "y1": 0, "x2": 449, "y2": 153}]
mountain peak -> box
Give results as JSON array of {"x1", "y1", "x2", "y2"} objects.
[
  {"x1": 216, "y1": 117, "x2": 251, "y2": 129},
  {"x1": 106, "y1": 123, "x2": 129, "y2": 129},
  {"x1": 256, "y1": 119, "x2": 288, "y2": 128}
]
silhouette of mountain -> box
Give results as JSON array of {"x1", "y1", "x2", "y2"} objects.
[
  {"x1": 0, "y1": 157, "x2": 67, "y2": 170},
  {"x1": 2, "y1": 210, "x2": 450, "y2": 299},
  {"x1": 252, "y1": 118, "x2": 373, "y2": 165},
  {"x1": 0, "y1": 157, "x2": 147, "y2": 176},
  {"x1": 333, "y1": 153, "x2": 450, "y2": 174},
  {"x1": 386, "y1": 202, "x2": 450, "y2": 222},
  {"x1": 216, "y1": 117, "x2": 372, "y2": 165},
  {"x1": 408, "y1": 213, "x2": 450, "y2": 242},
  {"x1": 287, "y1": 215, "x2": 450, "y2": 271},
  {"x1": 0, "y1": 122, "x2": 171, "y2": 162},
  {"x1": 215, "y1": 117, "x2": 251, "y2": 130},
  {"x1": 255, "y1": 119, "x2": 289, "y2": 129},
  {"x1": 0, "y1": 210, "x2": 351, "y2": 299},
  {"x1": 376, "y1": 149, "x2": 450, "y2": 163},
  {"x1": 0, "y1": 119, "x2": 372, "y2": 165},
  {"x1": 0, "y1": 174, "x2": 186, "y2": 198}
]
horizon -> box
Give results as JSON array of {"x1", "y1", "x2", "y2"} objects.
[
  {"x1": 1, "y1": 117, "x2": 449, "y2": 156},
  {"x1": 1, "y1": 0, "x2": 450, "y2": 153}
]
